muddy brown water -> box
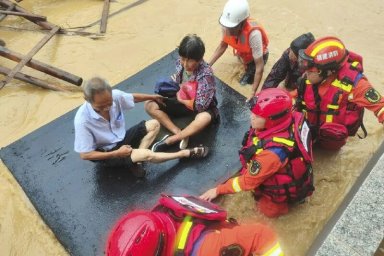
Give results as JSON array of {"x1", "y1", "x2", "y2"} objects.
[{"x1": 0, "y1": 1, "x2": 383, "y2": 255}]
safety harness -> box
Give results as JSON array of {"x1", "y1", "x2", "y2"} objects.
[
  {"x1": 239, "y1": 112, "x2": 314, "y2": 204},
  {"x1": 296, "y1": 51, "x2": 367, "y2": 141}
]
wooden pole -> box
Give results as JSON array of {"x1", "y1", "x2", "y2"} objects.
[
  {"x1": 0, "y1": 46, "x2": 83, "y2": 86},
  {"x1": 0, "y1": 2, "x2": 14, "y2": 22},
  {"x1": 0, "y1": 66, "x2": 66, "y2": 91},
  {"x1": 0, "y1": 0, "x2": 56, "y2": 30},
  {"x1": 100, "y1": 0, "x2": 110, "y2": 34},
  {"x1": 0, "y1": 10, "x2": 47, "y2": 21},
  {"x1": 0, "y1": 26, "x2": 60, "y2": 89}
]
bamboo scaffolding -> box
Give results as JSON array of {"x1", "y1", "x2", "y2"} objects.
[
  {"x1": 100, "y1": 0, "x2": 110, "y2": 33},
  {"x1": 0, "y1": 46, "x2": 83, "y2": 86},
  {"x1": 0, "y1": 26, "x2": 60, "y2": 89},
  {"x1": 0, "y1": 66, "x2": 67, "y2": 91}
]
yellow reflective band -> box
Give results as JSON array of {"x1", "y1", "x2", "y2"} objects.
[
  {"x1": 253, "y1": 137, "x2": 260, "y2": 145},
  {"x1": 377, "y1": 107, "x2": 384, "y2": 118},
  {"x1": 351, "y1": 61, "x2": 359, "y2": 67},
  {"x1": 327, "y1": 104, "x2": 339, "y2": 110},
  {"x1": 310, "y1": 40, "x2": 344, "y2": 57},
  {"x1": 326, "y1": 115, "x2": 333, "y2": 122},
  {"x1": 272, "y1": 137, "x2": 294, "y2": 147},
  {"x1": 256, "y1": 148, "x2": 263, "y2": 154},
  {"x1": 331, "y1": 79, "x2": 352, "y2": 92},
  {"x1": 177, "y1": 216, "x2": 193, "y2": 250},
  {"x1": 232, "y1": 177, "x2": 242, "y2": 192},
  {"x1": 262, "y1": 242, "x2": 284, "y2": 256}
]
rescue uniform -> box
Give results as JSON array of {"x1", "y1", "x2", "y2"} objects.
[{"x1": 194, "y1": 223, "x2": 283, "y2": 256}]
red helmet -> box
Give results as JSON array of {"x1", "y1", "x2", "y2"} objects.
[
  {"x1": 106, "y1": 211, "x2": 175, "y2": 256},
  {"x1": 250, "y1": 88, "x2": 292, "y2": 129},
  {"x1": 298, "y1": 36, "x2": 348, "y2": 71}
]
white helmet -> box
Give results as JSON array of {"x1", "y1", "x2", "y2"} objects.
[{"x1": 219, "y1": 0, "x2": 250, "y2": 28}]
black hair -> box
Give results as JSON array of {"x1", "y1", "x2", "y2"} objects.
[
  {"x1": 290, "y1": 32, "x2": 315, "y2": 56},
  {"x1": 178, "y1": 34, "x2": 205, "y2": 61}
]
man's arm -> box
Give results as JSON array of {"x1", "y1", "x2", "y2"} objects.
[
  {"x1": 248, "y1": 30, "x2": 265, "y2": 98},
  {"x1": 200, "y1": 150, "x2": 284, "y2": 201},
  {"x1": 209, "y1": 40, "x2": 228, "y2": 66},
  {"x1": 132, "y1": 93, "x2": 164, "y2": 103},
  {"x1": 350, "y1": 78, "x2": 384, "y2": 123},
  {"x1": 251, "y1": 56, "x2": 264, "y2": 96},
  {"x1": 79, "y1": 145, "x2": 132, "y2": 160}
]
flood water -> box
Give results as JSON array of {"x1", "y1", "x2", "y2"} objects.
[{"x1": 0, "y1": 0, "x2": 383, "y2": 255}]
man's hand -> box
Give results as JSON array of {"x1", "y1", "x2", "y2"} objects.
[
  {"x1": 115, "y1": 145, "x2": 133, "y2": 157},
  {"x1": 199, "y1": 187, "x2": 218, "y2": 202},
  {"x1": 152, "y1": 94, "x2": 166, "y2": 106}
]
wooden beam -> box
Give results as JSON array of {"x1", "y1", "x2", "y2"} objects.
[
  {"x1": 0, "y1": 2, "x2": 14, "y2": 22},
  {"x1": 0, "y1": 46, "x2": 83, "y2": 86},
  {"x1": 0, "y1": 10, "x2": 47, "y2": 21},
  {"x1": 0, "y1": 66, "x2": 67, "y2": 91},
  {"x1": 0, "y1": 26, "x2": 60, "y2": 89},
  {"x1": 100, "y1": 0, "x2": 110, "y2": 33},
  {"x1": 0, "y1": 0, "x2": 56, "y2": 30}
]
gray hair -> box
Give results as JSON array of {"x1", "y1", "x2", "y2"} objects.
[{"x1": 83, "y1": 77, "x2": 112, "y2": 103}]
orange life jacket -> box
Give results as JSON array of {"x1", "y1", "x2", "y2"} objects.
[
  {"x1": 223, "y1": 18, "x2": 269, "y2": 64},
  {"x1": 296, "y1": 51, "x2": 366, "y2": 140},
  {"x1": 239, "y1": 112, "x2": 314, "y2": 204}
]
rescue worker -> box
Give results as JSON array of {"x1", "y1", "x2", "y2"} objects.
[
  {"x1": 297, "y1": 36, "x2": 384, "y2": 150},
  {"x1": 262, "y1": 32, "x2": 315, "y2": 91},
  {"x1": 200, "y1": 88, "x2": 314, "y2": 218},
  {"x1": 209, "y1": 0, "x2": 269, "y2": 99},
  {"x1": 106, "y1": 194, "x2": 284, "y2": 256}
]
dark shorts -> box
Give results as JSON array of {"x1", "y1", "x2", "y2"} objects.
[
  {"x1": 159, "y1": 98, "x2": 219, "y2": 124},
  {"x1": 95, "y1": 120, "x2": 147, "y2": 167}
]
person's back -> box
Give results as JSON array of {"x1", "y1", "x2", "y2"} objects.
[
  {"x1": 106, "y1": 194, "x2": 284, "y2": 256},
  {"x1": 200, "y1": 88, "x2": 314, "y2": 218}
]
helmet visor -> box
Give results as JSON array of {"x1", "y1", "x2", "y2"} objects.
[{"x1": 298, "y1": 49, "x2": 315, "y2": 72}]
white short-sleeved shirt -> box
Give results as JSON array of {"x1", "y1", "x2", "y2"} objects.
[{"x1": 74, "y1": 90, "x2": 135, "y2": 153}]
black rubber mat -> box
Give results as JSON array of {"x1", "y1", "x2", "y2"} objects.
[{"x1": 0, "y1": 51, "x2": 249, "y2": 256}]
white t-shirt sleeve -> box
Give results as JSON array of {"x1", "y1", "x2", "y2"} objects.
[
  {"x1": 249, "y1": 30, "x2": 263, "y2": 59},
  {"x1": 113, "y1": 90, "x2": 135, "y2": 110}
]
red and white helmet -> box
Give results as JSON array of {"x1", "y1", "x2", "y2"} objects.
[
  {"x1": 250, "y1": 88, "x2": 293, "y2": 129},
  {"x1": 106, "y1": 211, "x2": 176, "y2": 256},
  {"x1": 298, "y1": 36, "x2": 348, "y2": 72}
]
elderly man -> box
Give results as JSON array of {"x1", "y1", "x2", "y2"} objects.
[{"x1": 74, "y1": 77, "x2": 209, "y2": 178}]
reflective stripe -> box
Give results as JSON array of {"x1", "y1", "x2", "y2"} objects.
[
  {"x1": 232, "y1": 177, "x2": 242, "y2": 192},
  {"x1": 256, "y1": 148, "x2": 263, "y2": 154},
  {"x1": 177, "y1": 216, "x2": 193, "y2": 250},
  {"x1": 327, "y1": 104, "x2": 339, "y2": 110},
  {"x1": 377, "y1": 107, "x2": 384, "y2": 118},
  {"x1": 326, "y1": 115, "x2": 333, "y2": 122},
  {"x1": 272, "y1": 137, "x2": 294, "y2": 147},
  {"x1": 262, "y1": 242, "x2": 284, "y2": 256},
  {"x1": 310, "y1": 40, "x2": 344, "y2": 57},
  {"x1": 351, "y1": 61, "x2": 359, "y2": 67},
  {"x1": 331, "y1": 79, "x2": 352, "y2": 92}
]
